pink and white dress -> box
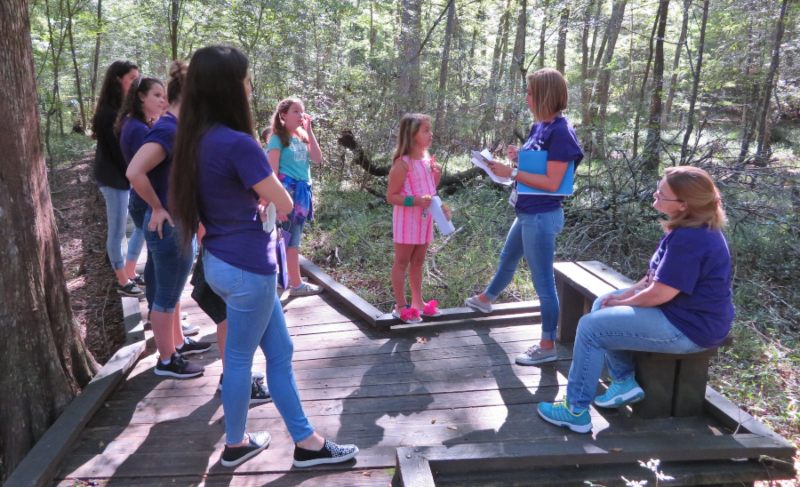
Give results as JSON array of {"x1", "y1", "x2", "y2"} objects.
[{"x1": 393, "y1": 155, "x2": 436, "y2": 245}]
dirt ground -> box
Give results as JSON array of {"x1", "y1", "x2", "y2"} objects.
[{"x1": 50, "y1": 153, "x2": 126, "y2": 364}]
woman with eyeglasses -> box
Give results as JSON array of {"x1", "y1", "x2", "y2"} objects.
[{"x1": 537, "y1": 166, "x2": 734, "y2": 433}]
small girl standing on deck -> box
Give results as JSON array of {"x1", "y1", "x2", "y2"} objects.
[{"x1": 386, "y1": 113, "x2": 447, "y2": 324}]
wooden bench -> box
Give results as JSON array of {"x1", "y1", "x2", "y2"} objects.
[{"x1": 554, "y1": 260, "x2": 731, "y2": 418}]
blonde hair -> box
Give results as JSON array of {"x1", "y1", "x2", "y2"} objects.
[
  {"x1": 392, "y1": 113, "x2": 431, "y2": 162},
  {"x1": 662, "y1": 166, "x2": 727, "y2": 231},
  {"x1": 271, "y1": 97, "x2": 308, "y2": 147},
  {"x1": 526, "y1": 68, "x2": 568, "y2": 121}
]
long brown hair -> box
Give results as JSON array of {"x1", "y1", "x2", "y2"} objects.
[
  {"x1": 169, "y1": 46, "x2": 254, "y2": 250},
  {"x1": 91, "y1": 60, "x2": 138, "y2": 137},
  {"x1": 526, "y1": 68, "x2": 568, "y2": 121},
  {"x1": 662, "y1": 166, "x2": 727, "y2": 231},
  {"x1": 392, "y1": 113, "x2": 431, "y2": 162},
  {"x1": 167, "y1": 60, "x2": 187, "y2": 104},
  {"x1": 270, "y1": 97, "x2": 308, "y2": 148},
  {"x1": 114, "y1": 77, "x2": 163, "y2": 136}
]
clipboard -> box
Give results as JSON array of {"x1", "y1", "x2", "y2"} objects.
[{"x1": 517, "y1": 150, "x2": 575, "y2": 196}]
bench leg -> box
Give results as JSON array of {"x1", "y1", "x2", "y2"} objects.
[
  {"x1": 632, "y1": 355, "x2": 676, "y2": 418},
  {"x1": 672, "y1": 355, "x2": 711, "y2": 417},
  {"x1": 556, "y1": 275, "x2": 586, "y2": 343}
]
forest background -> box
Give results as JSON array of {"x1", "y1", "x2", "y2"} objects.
[{"x1": 24, "y1": 0, "x2": 800, "y2": 478}]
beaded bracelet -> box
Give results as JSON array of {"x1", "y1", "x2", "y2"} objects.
[{"x1": 403, "y1": 196, "x2": 414, "y2": 207}]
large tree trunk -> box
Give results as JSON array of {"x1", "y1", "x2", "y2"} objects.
[
  {"x1": 632, "y1": 7, "x2": 660, "y2": 159},
  {"x1": 481, "y1": 0, "x2": 512, "y2": 134},
  {"x1": 579, "y1": 0, "x2": 597, "y2": 144},
  {"x1": 0, "y1": 0, "x2": 98, "y2": 480},
  {"x1": 680, "y1": 0, "x2": 709, "y2": 164},
  {"x1": 591, "y1": 0, "x2": 628, "y2": 162},
  {"x1": 66, "y1": 0, "x2": 87, "y2": 133},
  {"x1": 502, "y1": 0, "x2": 527, "y2": 131},
  {"x1": 434, "y1": 0, "x2": 455, "y2": 139},
  {"x1": 737, "y1": 19, "x2": 761, "y2": 165},
  {"x1": 642, "y1": 0, "x2": 669, "y2": 173},
  {"x1": 169, "y1": 0, "x2": 180, "y2": 60},
  {"x1": 664, "y1": 0, "x2": 691, "y2": 125},
  {"x1": 755, "y1": 0, "x2": 789, "y2": 164},
  {"x1": 537, "y1": 0, "x2": 550, "y2": 69},
  {"x1": 555, "y1": 5, "x2": 569, "y2": 74},
  {"x1": 89, "y1": 0, "x2": 101, "y2": 106},
  {"x1": 397, "y1": 0, "x2": 422, "y2": 111}
]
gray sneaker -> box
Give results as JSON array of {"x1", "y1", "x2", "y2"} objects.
[
  {"x1": 465, "y1": 295, "x2": 492, "y2": 314},
  {"x1": 289, "y1": 281, "x2": 322, "y2": 297},
  {"x1": 515, "y1": 344, "x2": 558, "y2": 366}
]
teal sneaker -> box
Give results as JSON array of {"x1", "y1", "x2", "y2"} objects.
[
  {"x1": 594, "y1": 376, "x2": 645, "y2": 408},
  {"x1": 537, "y1": 401, "x2": 592, "y2": 433}
]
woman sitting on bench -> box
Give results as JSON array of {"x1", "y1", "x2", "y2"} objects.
[{"x1": 538, "y1": 166, "x2": 734, "y2": 433}]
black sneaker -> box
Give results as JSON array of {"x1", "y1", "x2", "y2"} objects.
[
  {"x1": 220, "y1": 431, "x2": 271, "y2": 467},
  {"x1": 131, "y1": 274, "x2": 146, "y2": 287},
  {"x1": 116, "y1": 281, "x2": 144, "y2": 297},
  {"x1": 154, "y1": 352, "x2": 204, "y2": 379},
  {"x1": 176, "y1": 337, "x2": 212, "y2": 356},
  {"x1": 292, "y1": 439, "x2": 359, "y2": 468},
  {"x1": 250, "y1": 376, "x2": 271, "y2": 404}
]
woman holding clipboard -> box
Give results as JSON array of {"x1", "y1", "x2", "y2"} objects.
[{"x1": 464, "y1": 68, "x2": 583, "y2": 366}]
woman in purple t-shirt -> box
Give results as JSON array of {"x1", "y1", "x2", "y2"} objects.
[
  {"x1": 538, "y1": 166, "x2": 734, "y2": 433},
  {"x1": 169, "y1": 45, "x2": 359, "y2": 469}
]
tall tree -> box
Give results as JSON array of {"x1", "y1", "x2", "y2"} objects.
[
  {"x1": 0, "y1": 0, "x2": 97, "y2": 479},
  {"x1": 632, "y1": 7, "x2": 661, "y2": 159},
  {"x1": 664, "y1": 0, "x2": 691, "y2": 124},
  {"x1": 397, "y1": 0, "x2": 422, "y2": 110},
  {"x1": 89, "y1": 0, "x2": 101, "y2": 106},
  {"x1": 537, "y1": 0, "x2": 550, "y2": 69},
  {"x1": 556, "y1": 4, "x2": 569, "y2": 74},
  {"x1": 590, "y1": 0, "x2": 628, "y2": 161},
  {"x1": 434, "y1": 0, "x2": 456, "y2": 138},
  {"x1": 503, "y1": 0, "x2": 527, "y2": 131},
  {"x1": 66, "y1": 0, "x2": 87, "y2": 132},
  {"x1": 481, "y1": 0, "x2": 512, "y2": 133},
  {"x1": 642, "y1": 0, "x2": 670, "y2": 173},
  {"x1": 755, "y1": 0, "x2": 789, "y2": 164},
  {"x1": 680, "y1": 0, "x2": 709, "y2": 164},
  {"x1": 169, "y1": 0, "x2": 182, "y2": 60}
]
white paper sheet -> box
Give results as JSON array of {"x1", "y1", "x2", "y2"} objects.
[
  {"x1": 430, "y1": 196, "x2": 455, "y2": 235},
  {"x1": 470, "y1": 149, "x2": 512, "y2": 185}
]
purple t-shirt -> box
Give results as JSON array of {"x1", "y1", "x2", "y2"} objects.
[
  {"x1": 649, "y1": 226, "x2": 734, "y2": 347},
  {"x1": 119, "y1": 116, "x2": 149, "y2": 204},
  {"x1": 197, "y1": 124, "x2": 277, "y2": 275},
  {"x1": 119, "y1": 116, "x2": 148, "y2": 164},
  {"x1": 142, "y1": 112, "x2": 177, "y2": 209},
  {"x1": 516, "y1": 115, "x2": 583, "y2": 214}
]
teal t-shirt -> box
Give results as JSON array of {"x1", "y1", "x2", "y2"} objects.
[{"x1": 266, "y1": 134, "x2": 310, "y2": 181}]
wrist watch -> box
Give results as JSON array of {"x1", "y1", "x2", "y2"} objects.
[{"x1": 510, "y1": 168, "x2": 519, "y2": 180}]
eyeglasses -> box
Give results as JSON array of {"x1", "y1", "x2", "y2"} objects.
[{"x1": 654, "y1": 189, "x2": 682, "y2": 202}]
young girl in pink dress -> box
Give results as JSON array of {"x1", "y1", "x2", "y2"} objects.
[{"x1": 386, "y1": 113, "x2": 448, "y2": 323}]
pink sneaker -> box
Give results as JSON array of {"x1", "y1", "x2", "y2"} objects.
[
  {"x1": 392, "y1": 305, "x2": 422, "y2": 324},
  {"x1": 422, "y1": 300, "x2": 442, "y2": 317}
]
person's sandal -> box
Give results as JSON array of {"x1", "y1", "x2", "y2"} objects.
[
  {"x1": 392, "y1": 305, "x2": 422, "y2": 324},
  {"x1": 422, "y1": 300, "x2": 442, "y2": 317}
]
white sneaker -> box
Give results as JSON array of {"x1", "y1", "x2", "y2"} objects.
[
  {"x1": 289, "y1": 281, "x2": 322, "y2": 297},
  {"x1": 515, "y1": 344, "x2": 558, "y2": 366},
  {"x1": 181, "y1": 322, "x2": 200, "y2": 336},
  {"x1": 465, "y1": 295, "x2": 492, "y2": 314}
]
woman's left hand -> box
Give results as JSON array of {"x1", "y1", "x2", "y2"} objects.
[
  {"x1": 488, "y1": 161, "x2": 513, "y2": 178},
  {"x1": 148, "y1": 207, "x2": 174, "y2": 239}
]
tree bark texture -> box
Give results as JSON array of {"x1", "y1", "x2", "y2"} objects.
[
  {"x1": 503, "y1": 0, "x2": 527, "y2": 130},
  {"x1": 755, "y1": 0, "x2": 789, "y2": 163},
  {"x1": 680, "y1": 0, "x2": 708, "y2": 164},
  {"x1": 169, "y1": 0, "x2": 180, "y2": 60},
  {"x1": 632, "y1": 7, "x2": 660, "y2": 159},
  {"x1": 434, "y1": 0, "x2": 455, "y2": 138},
  {"x1": 397, "y1": 0, "x2": 422, "y2": 111},
  {"x1": 89, "y1": 0, "x2": 101, "y2": 106},
  {"x1": 556, "y1": 6, "x2": 569, "y2": 74},
  {"x1": 590, "y1": 0, "x2": 628, "y2": 162},
  {"x1": 642, "y1": 0, "x2": 669, "y2": 173},
  {"x1": 481, "y1": 0, "x2": 512, "y2": 133},
  {"x1": 0, "y1": 0, "x2": 97, "y2": 479},
  {"x1": 66, "y1": 0, "x2": 87, "y2": 133},
  {"x1": 537, "y1": 0, "x2": 550, "y2": 69},
  {"x1": 664, "y1": 0, "x2": 691, "y2": 124}
]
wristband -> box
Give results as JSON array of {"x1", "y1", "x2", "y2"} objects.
[{"x1": 403, "y1": 196, "x2": 415, "y2": 207}]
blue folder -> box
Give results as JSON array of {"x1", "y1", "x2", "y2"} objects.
[{"x1": 517, "y1": 150, "x2": 575, "y2": 196}]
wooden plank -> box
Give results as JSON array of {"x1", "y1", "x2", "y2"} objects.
[
  {"x1": 5, "y1": 339, "x2": 146, "y2": 487},
  {"x1": 395, "y1": 447, "x2": 435, "y2": 487},
  {"x1": 389, "y1": 311, "x2": 539, "y2": 332},
  {"x1": 377, "y1": 301, "x2": 542, "y2": 327},
  {"x1": 632, "y1": 354, "x2": 676, "y2": 418},
  {"x1": 553, "y1": 261, "x2": 616, "y2": 342},
  {"x1": 299, "y1": 255, "x2": 383, "y2": 325},
  {"x1": 576, "y1": 260, "x2": 636, "y2": 290},
  {"x1": 704, "y1": 386, "x2": 796, "y2": 450},
  {"x1": 672, "y1": 355, "x2": 711, "y2": 417},
  {"x1": 420, "y1": 434, "x2": 795, "y2": 473}
]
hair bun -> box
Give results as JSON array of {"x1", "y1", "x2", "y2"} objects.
[{"x1": 169, "y1": 60, "x2": 188, "y2": 81}]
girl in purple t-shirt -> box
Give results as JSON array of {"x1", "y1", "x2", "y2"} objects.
[
  {"x1": 538, "y1": 166, "x2": 734, "y2": 433},
  {"x1": 169, "y1": 45, "x2": 359, "y2": 469}
]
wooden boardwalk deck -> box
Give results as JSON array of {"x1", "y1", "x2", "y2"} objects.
[{"x1": 53, "y1": 285, "x2": 792, "y2": 486}]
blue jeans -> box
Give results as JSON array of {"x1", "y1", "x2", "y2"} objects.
[
  {"x1": 143, "y1": 209, "x2": 194, "y2": 313},
  {"x1": 98, "y1": 186, "x2": 129, "y2": 270},
  {"x1": 203, "y1": 250, "x2": 314, "y2": 444},
  {"x1": 566, "y1": 289, "x2": 706, "y2": 410},
  {"x1": 128, "y1": 194, "x2": 153, "y2": 307},
  {"x1": 485, "y1": 208, "x2": 564, "y2": 341},
  {"x1": 126, "y1": 193, "x2": 146, "y2": 264}
]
